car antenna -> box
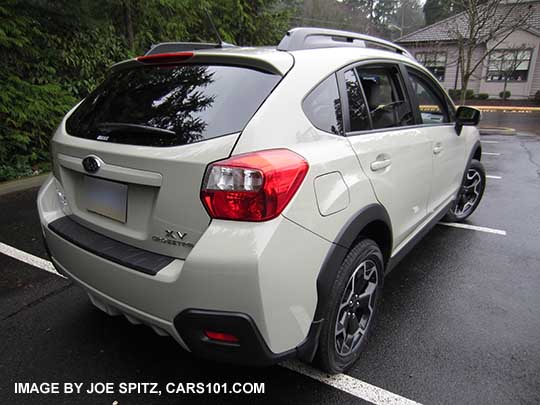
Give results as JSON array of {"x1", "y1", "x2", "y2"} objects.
[{"x1": 204, "y1": 9, "x2": 235, "y2": 48}]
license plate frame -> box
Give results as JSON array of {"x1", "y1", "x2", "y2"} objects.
[{"x1": 83, "y1": 176, "x2": 128, "y2": 223}]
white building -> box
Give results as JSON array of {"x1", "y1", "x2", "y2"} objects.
[{"x1": 396, "y1": 0, "x2": 540, "y2": 99}]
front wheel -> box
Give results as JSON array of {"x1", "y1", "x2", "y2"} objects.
[
  {"x1": 445, "y1": 159, "x2": 486, "y2": 222},
  {"x1": 315, "y1": 239, "x2": 384, "y2": 374}
]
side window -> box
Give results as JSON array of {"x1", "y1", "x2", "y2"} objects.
[
  {"x1": 344, "y1": 69, "x2": 370, "y2": 132},
  {"x1": 407, "y1": 70, "x2": 450, "y2": 125},
  {"x1": 303, "y1": 75, "x2": 343, "y2": 135},
  {"x1": 355, "y1": 66, "x2": 414, "y2": 130}
]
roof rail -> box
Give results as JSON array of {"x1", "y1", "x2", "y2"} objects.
[
  {"x1": 145, "y1": 41, "x2": 236, "y2": 56},
  {"x1": 277, "y1": 27, "x2": 412, "y2": 58}
]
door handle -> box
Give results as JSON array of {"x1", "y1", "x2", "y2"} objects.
[
  {"x1": 433, "y1": 144, "x2": 443, "y2": 155},
  {"x1": 370, "y1": 158, "x2": 391, "y2": 171}
]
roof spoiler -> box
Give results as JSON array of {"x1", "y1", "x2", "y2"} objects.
[
  {"x1": 145, "y1": 41, "x2": 236, "y2": 56},
  {"x1": 277, "y1": 27, "x2": 412, "y2": 58}
]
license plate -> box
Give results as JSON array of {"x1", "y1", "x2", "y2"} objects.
[{"x1": 84, "y1": 176, "x2": 128, "y2": 223}]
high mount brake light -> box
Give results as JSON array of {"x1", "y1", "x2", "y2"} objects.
[
  {"x1": 136, "y1": 51, "x2": 194, "y2": 64},
  {"x1": 201, "y1": 149, "x2": 309, "y2": 222}
]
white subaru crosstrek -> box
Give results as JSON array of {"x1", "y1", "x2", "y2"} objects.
[{"x1": 38, "y1": 28, "x2": 485, "y2": 373}]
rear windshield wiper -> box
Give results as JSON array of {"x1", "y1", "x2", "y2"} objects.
[{"x1": 94, "y1": 122, "x2": 175, "y2": 136}]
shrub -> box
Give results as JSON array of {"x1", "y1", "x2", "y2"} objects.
[
  {"x1": 448, "y1": 89, "x2": 475, "y2": 100},
  {"x1": 477, "y1": 93, "x2": 489, "y2": 100},
  {"x1": 534, "y1": 90, "x2": 540, "y2": 102},
  {"x1": 499, "y1": 91, "x2": 511, "y2": 99},
  {"x1": 448, "y1": 89, "x2": 461, "y2": 99}
]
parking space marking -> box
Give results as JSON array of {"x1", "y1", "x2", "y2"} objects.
[
  {"x1": 438, "y1": 222, "x2": 506, "y2": 235},
  {"x1": 480, "y1": 140, "x2": 499, "y2": 144},
  {"x1": 1, "y1": 240, "x2": 422, "y2": 405},
  {"x1": 0, "y1": 242, "x2": 65, "y2": 278},
  {"x1": 486, "y1": 175, "x2": 502, "y2": 179},
  {"x1": 482, "y1": 152, "x2": 501, "y2": 156},
  {"x1": 282, "y1": 361, "x2": 421, "y2": 405}
]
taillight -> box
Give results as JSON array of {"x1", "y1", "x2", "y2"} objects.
[
  {"x1": 136, "y1": 51, "x2": 194, "y2": 64},
  {"x1": 201, "y1": 149, "x2": 309, "y2": 222}
]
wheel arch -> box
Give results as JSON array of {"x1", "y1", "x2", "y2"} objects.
[
  {"x1": 296, "y1": 203, "x2": 392, "y2": 361},
  {"x1": 473, "y1": 142, "x2": 482, "y2": 161},
  {"x1": 461, "y1": 140, "x2": 482, "y2": 185}
]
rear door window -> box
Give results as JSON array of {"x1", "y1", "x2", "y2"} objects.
[
  {"x1": 66, "y1": 65, "x2": 281, "y2": 147},
  {"x1": 355, "y1": 66, "x2": 414, "y2": 130},
  {"x1": 303, "y1": 75, "x2": 343, "y2": 135}
]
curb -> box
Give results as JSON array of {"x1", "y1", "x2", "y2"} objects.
[
  {"x1": 0, "y1": 173, "x2": 50, "y2": 197},
  {"x1": 479, "y1": 127, "x2": 516, "y2": 136},
  {"x1": 472, "y1": 106, "x2": 540, "y2": 112}
]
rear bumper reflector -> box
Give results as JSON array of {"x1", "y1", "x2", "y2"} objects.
[{"x1": 48, "y1": 216, "x2": 174, "y2": 275}]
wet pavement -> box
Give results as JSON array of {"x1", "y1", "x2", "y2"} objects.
[
  {"x1": 0, "y1": 132, "x2": 539, "y2": 404},
  {"x1": 481, "y1": 110, "x2": 540, "y2": 135}
]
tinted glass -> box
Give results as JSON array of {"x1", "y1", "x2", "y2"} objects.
[
  {"x1": 344, "y1": 69, "x2": 370, "y2": 132},
  {"x1": 408, "y1": 71, "x2": 449, "y2": 124},
  {"x1": 303, "y1": 75, "x2": 343, "y2": 135},
  {"x1": 66, "y1": 65, "x2": 281, "y2": 147},
  {"x1": 356, "y1": 67, "x2": 413, "y2": 130}
]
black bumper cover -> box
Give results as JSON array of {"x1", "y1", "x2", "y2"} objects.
[{"x1": 174, "y1": 309, "x2": 321, "y2": 366}]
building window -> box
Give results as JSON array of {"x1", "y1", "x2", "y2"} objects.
[
  {"x1": 486, "y1": 49, "x2": 532, "y2": 81},
  {"x1": 415, "y1": 52, "x2": 446, "y2": 81}
]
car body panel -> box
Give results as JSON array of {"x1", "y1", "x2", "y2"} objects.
[
  {"x1": 38, "y1": 175, "x2": 331, "y2": 353},
  {"x1": 51, "y1": 120, "x2": 239, "y2": 259}
]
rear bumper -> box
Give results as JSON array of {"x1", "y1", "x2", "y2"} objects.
[{"x1": 38, "y1": 175, "x2": 331, "y2": 364}]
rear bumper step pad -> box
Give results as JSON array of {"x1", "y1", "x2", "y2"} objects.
[{"x1": 48, "y1": 216, "x2": 174, "y2": 275}]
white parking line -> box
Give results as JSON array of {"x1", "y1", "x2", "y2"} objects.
[
  {"x1": 482, "y1": 152, "x2": 501, "y2": 156},
  {"x1": 1, "y1": 241, "x2": 422, "y2": 405},
  {"x1": 0, "y1": 242, "x2": 65, "y2": 278},
  {"x1": 481, "y1": 140, "x2": 499, "y2": 144},
  {"x1": 486, "y1": 175, "x2": 502, "y2": 179},
  {"x1": 438, "y1": 222, "x2": 506, "y2": 235},
  {"x1": 282, "y1": 361, "x2": 422, "y2": 405}
]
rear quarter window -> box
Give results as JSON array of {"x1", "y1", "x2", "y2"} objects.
[
  {"x1": 302, "y1": 75, "x2": 343, "y2": 135},
  {"x1": 66, "y1": 65, "x2": 281, "y2": 147}
]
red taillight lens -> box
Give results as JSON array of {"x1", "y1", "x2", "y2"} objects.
[
  {"x1": 204, "y1": 331, "x2": 240, "y2": 343},
  {"x1": 136, "y1": 51, "x2": 194, "y2": 64},
  {"x1": 201, "y1": 149, "x2": 309, "y2": 222}
]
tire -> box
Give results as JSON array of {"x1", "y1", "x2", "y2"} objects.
[
  {"x1": 315, "y1": 239, "x2": 384, "y2": 374},
  {"x1": 444, "y1": 159, "x2": 486, "y2": 222}
]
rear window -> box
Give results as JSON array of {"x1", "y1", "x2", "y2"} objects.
[{"x1": 66, "y1": 65, "x2": 281, "y2": 147}]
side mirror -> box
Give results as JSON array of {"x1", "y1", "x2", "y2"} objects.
[{"x1": 455, "y1": 106, "x2": 481, "y2": 135}]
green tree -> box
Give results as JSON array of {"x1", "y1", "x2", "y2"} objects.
[
  {"x1": 0, "y1": 0, "x2": 294, "y2": 181},
  {"x1": 423, "y1": 0, "x2": 464, "y2": 25}
]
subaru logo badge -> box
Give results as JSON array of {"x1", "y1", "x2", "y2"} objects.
[{"x1": 82, "y1": 156, "x2": 101, "y2": 173}]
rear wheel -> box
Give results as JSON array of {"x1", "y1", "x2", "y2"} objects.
[
  {"x1": 316, "y1": 239, "x2": 384, "y2": 374},
  {"x1": 445, "y1": 159, "x2": 485, "y2": 222}
]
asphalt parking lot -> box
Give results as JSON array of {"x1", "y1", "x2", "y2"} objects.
[{"x1": 0, "y1": 131, "x2": 539, "y2": 404}]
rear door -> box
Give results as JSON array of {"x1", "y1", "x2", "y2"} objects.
[
  {"x1": 404, "y1": 66, "x2": 464, "y2": 212},
  {"x1": 52, "y1": 62, "x2": 284, "y2": 259},
  {"x1": 339, "y1": 63, "x2": 432, "y2": 247}
]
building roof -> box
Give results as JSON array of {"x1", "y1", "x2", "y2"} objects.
[{"x1": 396, "y1": 0, "x2": 540, "y2": 44}]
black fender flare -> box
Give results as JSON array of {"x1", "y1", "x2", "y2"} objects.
[
  {"x1": 467, "y1": 141, "x2": 482, "y2": 170},
  {"x1": 296, "y1": 203, "x2": 392, "y2": 361},
  {"x1": 458, "y1": 140, "x2": 482, "y2": 194}
]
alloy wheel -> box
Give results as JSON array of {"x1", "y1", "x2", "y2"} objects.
[
  {"x1": 452, "y1": 168, "x2": 483, "y2": 217},
  {"x1": 334, "y1": 259, "x2": 379, "y2": 357}
]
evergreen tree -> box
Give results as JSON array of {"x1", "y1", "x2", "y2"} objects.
[{"x1": 0, "y1": 0, "x2": 295, "y2": 181}]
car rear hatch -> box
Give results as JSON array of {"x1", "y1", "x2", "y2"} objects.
[{"x1": 51, "y1": 49, "x2": 293, "y2": 260}]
